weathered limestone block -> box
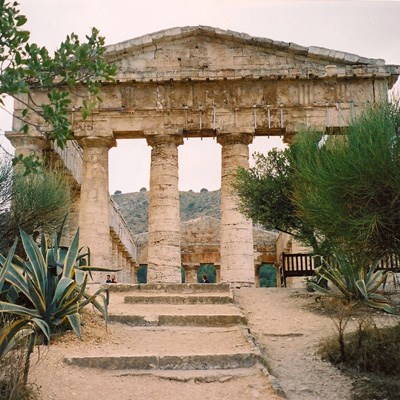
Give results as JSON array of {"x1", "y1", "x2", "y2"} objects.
[
  {"x1": 6, "y1": 131, "x2": 50, "y2": 159},
  {"x1": 146, "y1": 134, "x2": 183, "y2": 283},
  {"x1": 218, "y1": 132, "x2": 254, "y2": 286},
  {"x1": 77, "y1": 136, "x2": 115, "y2": 269},
  {"x1": 61, "y1": 188, "x2": 80, "y2": 247}
]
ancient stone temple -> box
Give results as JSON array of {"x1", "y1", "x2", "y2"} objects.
[{"x1": 7, "y1": 26, "x2": 399, "y2": 286}]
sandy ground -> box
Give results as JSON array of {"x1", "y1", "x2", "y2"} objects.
[
  {"x1": 235, "y1": 288, "x2": 353, "y2": 400},
  {"x1": 28, "y1": 287, "x2": 400, "y2": 400},
  {"x1": 234, "y1": 287, "x2": 400, "y2": 400}
]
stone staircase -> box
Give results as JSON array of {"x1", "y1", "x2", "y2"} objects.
[{"x1": 61, "y1": 284, "x2": 282, "y2": 400}]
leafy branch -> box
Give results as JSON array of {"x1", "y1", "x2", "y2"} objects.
[{"x1": 0, "y1": 0, "x2": 117, "y2": 172}]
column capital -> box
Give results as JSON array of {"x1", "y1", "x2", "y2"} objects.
[
  {"x1": 5, "y1": 131, "x2": 50, "y2": 151},
  {"x1": 217, "y1": 132, "x2": 253, "y2": 146},
  {"x1": 146, "y1": 134, "x2": 184, "y2": 148},
  {"x1": 77, "y1": 136, "x2": 116, "y2": 150}
]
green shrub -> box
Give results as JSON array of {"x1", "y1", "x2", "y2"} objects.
[
  {"x1": 0, "y1": 164, "x2": 71, "y2": 255},
  {"x1": 259, "y1": 264, "x2": 277, "y2": 287},
  {"x1": 309, "y1": 253, "x2": 395, "y2": 313},
  {"x1": 293, "y1": 103, "x2": 400, "y2": 257}
]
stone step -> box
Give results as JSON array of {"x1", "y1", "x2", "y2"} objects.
[
  {"x1": 109, "y1": 299, "x2": 241, "y2": 315},
  {"x1": 35, "y1": 363, "x2": 281, "y2": 400},
  {"x1": 108, "y1": 294, "x2": 245, "y2": 327},
  {"x1": 109, "y1": 313, "x2": 246, "y2": 326},
  {"x1": 106, "y1": 282, "x2": 231, "y2": 294},
  {"x1": 109, "y1": 367, "x2": 258, "y2": 381},
  {"x1": 65, "y1": 352, "x2": 259, "y2": 370},
  {"x1": 67, "y1": 325, "x2": 253, "y2": 356},
  {"x1": 124, "y1": 293, "x2": 233, "y2": 304}
]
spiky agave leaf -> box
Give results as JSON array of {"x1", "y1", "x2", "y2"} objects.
[
  {"x1": 66, "y1": 313, "x2": 81, "y2": 338},
  {"x1": 19, "y1": 228, "x2": 47, "y2": 295},
  {"x1": 80, "y1": 287, "x2": 109, "y2": 320},
  {"x1": 62, "y1": 229, "x2": 79, "y2": 278},
  {"x1": 0, "y1": 238, "x2": 17, "y2": 293},
  {"x1": 364, "y1": 299, "x2": 397, "y2": 314},
  {"x1": 1, "y1": 227, "x2": 112, "y2": 345},
  {"x1": 78, "y1": 265, "x2": 122, "y2": 272},
  {"x1": 0, "y1": 319, "x2": 35, "y2": 357},
  {"x1": 312, "y1": 253, "x2": 396, "y2": 313}
]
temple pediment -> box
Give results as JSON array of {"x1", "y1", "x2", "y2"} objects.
[{"x1": 106, "y1": 26, "x2": 399, "y2": 85}]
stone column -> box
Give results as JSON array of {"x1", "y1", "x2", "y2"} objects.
[
  {"x1": 111, "y1": 235, "x2": 119, "y2": 269},
  {"x1": 184, "y1": 265, "x2": 198, "y2": 283},
  {"x1": 118, "y1": 244, "x2": 124, "y2": 282},
  {"x1": 255, "y1": 265, "x2": 261, "y2": 288},
  {"x1": 146, "y1": 135, "x2": 183, "y2": 283},
  {"x1": 61, "y1": 187, "x2": 81, "y2": 246},
  {"x1": 215, "y1": 264, "x2": 221, "y2": 283},
  {"x1": 77, "y1": 136, "x2": 115, "y2": 269},
  {"x1": 217, "y1": 132, "x2": 255, "y2": 286},
  {"x1": 132, "y1": 263, "x2": 139, "y2": 284}
]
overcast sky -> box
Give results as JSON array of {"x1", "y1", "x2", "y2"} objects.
[{"x1": 1, "y1": 0, "x2": 400, "y2": 193}]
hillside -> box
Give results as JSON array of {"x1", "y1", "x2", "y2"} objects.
[{"x1": 112, "y1": 189, "x2": 220, "y2": 235}]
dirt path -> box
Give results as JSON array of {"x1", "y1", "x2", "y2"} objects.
[
  {"x1": 28, "y1": 287, "x2": 400, "y2": 399},
  {"x1": 234, "y1": 288, "x2": 353, "y2": 399}
]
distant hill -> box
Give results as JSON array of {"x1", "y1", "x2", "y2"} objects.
[{"x1": 112, "y1": 189, "x2": 220, "y2": 235}]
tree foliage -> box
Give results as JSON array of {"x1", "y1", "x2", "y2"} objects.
[
  {"x1": 293, "y1": 103, "x2": 400, "y2": 258},
  {"x1": 235, "y1": 103, "x2": 400, "y2": 259},
  {"x1": 0, "y1": 0, "x2": 116, "y2": 171},
  {"x1": 0, "y1": 156, "x2": 71, "y2": 254},
  {"x1": 234, "y1": 148, "x2": 329, "y2": 253}
]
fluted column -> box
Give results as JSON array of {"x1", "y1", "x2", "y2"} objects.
[
  {"x1": 131, "y1": 262, "x2": 139, "y2": 284},
  {"x1": 61, "y1": 187, "x2": 80, "y2": 246},
  {"x1": 217, "y1": 132, "x2": 255, "y2": 286},
  {"x1": 111, "y1": 235, "x2": 118, "y2": 269},
  {"x1": 146, "y1": 134, "x2": 183, "y2": 283},
  {"x1": 215, "y1": 264, "x2": 221, "y2": 283},
  {"x1": 77, "y1": 136, "x2": 115, "y2": 268},
  {"x1": 184, "y1": 265, "x2": 198, "y2": 283},
  {"x1": 255, "y1": 265, "x2": 261, "y2": 288}
]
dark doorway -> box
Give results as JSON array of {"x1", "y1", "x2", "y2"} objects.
[
  {"x1": 137, "y1": 264, "x2": 147, "y2": 283},
  {"x1": 259, "y1": 264, "x2": 277, "y2": 287},
  {"x1": 197, "y1": 264, "x2": 216, "y2": 283}
]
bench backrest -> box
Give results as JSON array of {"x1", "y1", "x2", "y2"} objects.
[{"x1": 280, "y1": 252, "x2": 400, "y2": 287}]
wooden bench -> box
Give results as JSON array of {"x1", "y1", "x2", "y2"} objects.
[
  {"x1": 280, "y1": 252, "x2": 400, "y2": 287},
  {"x1": 280, "y1": 253, "x2": 315, "y2": 287}
]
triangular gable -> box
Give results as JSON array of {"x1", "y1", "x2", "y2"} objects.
[{"x1": 105, "y1": 26, "x2": 399, "y2": 83}]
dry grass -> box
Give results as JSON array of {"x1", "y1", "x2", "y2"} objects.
[
  {"x1": 0, "y1": 339, "x2": 39, "y2": 400},
  {"x1": 51, "y1": 308, "x2": 109, "y2": 345},
  {"x1": 319, "y1": 307, "x2": 400, "y2": 400},
  {"x1": 0, "y1": 309, "x2": 107, "y2": 400}
]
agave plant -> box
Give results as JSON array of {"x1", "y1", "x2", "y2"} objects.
[
  {"x1": 0, "y1": 227, "x2": 115, "y2": 346},
  {"x1": 0, "y1": 239, "x2": 50, "y2": 361},
  {"x1": 309, "y1": 252, "x2": 395, "y2": 313}
]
